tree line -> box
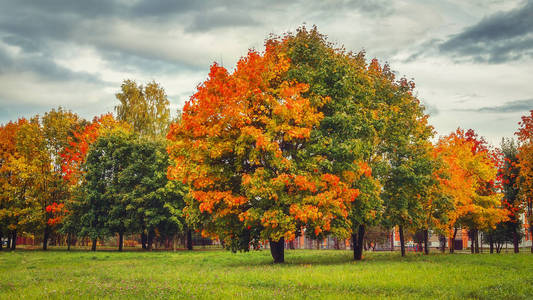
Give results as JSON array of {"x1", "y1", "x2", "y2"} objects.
[{"x1": 1, "y1": 27, "x2": 532, "y2": 263}]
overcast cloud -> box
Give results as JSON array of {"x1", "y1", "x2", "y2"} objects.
[{"x1": 0, "y1": 0, "x2": 532, "y2": 145}]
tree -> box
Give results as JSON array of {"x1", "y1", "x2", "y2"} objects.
[
  {"x1": 15, "y1": 116, "x2": 55, "y2": 249},
  {"x1": 482, "y1": 221, "x2": 523, "y2": 253},
  {"x1": 516, "y1": 110, "x2": 533, "y2": 253},
  {"x1": 419, "y1": 149, "x2": 454, "y2": 255},
  {"x1": 374, "y1": 68, "x2": 434, "y2": 257},
  {"x1": 0, "y1": 119, "x2": 40, "y2": 250},
  {"x1": 382, "y1": 144, "x2": 434, "y2": 257},
  {"x1": 39, "y1": 107, "x2": 83, "y2": 250},
  {"x1": 115, "y1": 80, "x2": 171, "y2": 140},
  {"x1": 499, "y1": 138, "x2": 521, "y2": 253},
  {"x1": 167, "y1": 37, "x2": 359, "y2": 263},
  {"x1": 61, "y1": 114, "x2": 131, "y2": 251},
  {"x1": 461, "y1": 129, "x2": 506, "y2": 253},
  {"x1": 120, "y1": 138, "x2": 185, "y2": 251},
  {"x1": 434, "y1": 129, "x2": 507, "y2": 253}
]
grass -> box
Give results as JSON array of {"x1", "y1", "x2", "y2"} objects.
[{"x1": 0, "y1": 249, "x2": 532, "y2": 299}]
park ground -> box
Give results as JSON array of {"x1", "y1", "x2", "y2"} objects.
[{"x1": 0, "y1": 249, "x2": 532, "y2": 299}]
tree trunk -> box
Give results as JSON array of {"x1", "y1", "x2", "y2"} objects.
[
  {"x1": 147, "y1": 230, "x2": 154, "y2": 251},
  {"x1": 530, "y1": 224, "x2": 533, "y2": 254},
  {"x1": 43, "y1": 225, "x2": 50, "y2": 250},
  {"x1": 10, "y1": 231, "x2": 16, "y2": 250},
  {"x1": 423, "y1": 229, "x2": 429, "y2": 255},
  {"x1": 186, "y1": 229, "x2": 193, "y2": 251},
  {"x1": 399, "y1": 225, "x2": 405, "y2": 257},
  {"x1": 0, "y1": 234, "x2": 2, "y2": 251},
  {"x1": 512, "y1": 230, "x2": 519, "y2": 253},
  {"x1": 474, "y1": 229, "x2": 479, "y2": 254},
  {"x1": 450, "y1": 228, "x2": 457, "y2": 254},
  {"x1": 489, "y1": 234, "x2": 494, "y2": 254},
  {"x1": 67, "y1": 233, "x2": 71, "y2": 251},
  {"x1": 141, "y1": 232, "x2": 147, "y2": 249},
  {"x1": 118, "y1": 232, "x2": 124, "y2": 252},
  {"x1": 91, "y1": 238, "x2": 97, "y2": 251},
  {"x1": 353, "y1": 225, "x2": 365, "y2": 260},
  {"x1": 269, "y1": 238, "x2": 285, "y2": 263},
  {"x1": 469, "y1": 230, "x2": 475, "y2": 254}
]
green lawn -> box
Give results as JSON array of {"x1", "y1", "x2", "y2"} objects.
[{"x1": 0, "y1": 249, "x2": 531, "y2": 299}]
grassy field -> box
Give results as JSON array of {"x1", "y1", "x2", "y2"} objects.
[{"x1": 0, "y1": 249, "x2": 532, "y2": 299}]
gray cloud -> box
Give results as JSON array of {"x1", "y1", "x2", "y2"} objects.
[
  {"x1": 456, "y1": 98, "x2": 533, "y2": 113},
  {"x1": 0, "y1": 45, "x2": 106, "y2": 84},
  {"x1": 439, "y1": 0, "x2": 533, "y2": 63},
  {"x1": 186, "y1": 9, "x2": 261, "y2": 32}
]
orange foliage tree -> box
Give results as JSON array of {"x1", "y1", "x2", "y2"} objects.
[
  {"x1": 434, "y1": 129, "x2": 507, "y2": 253},
  {"x1": 516, "y1": 110, "x2": 533, "y2": 253},
  {"x1": 0, "y1": 119, "x2": 39, "y2": 249},
  {"x1": 167, "y1": 39, "x2": 359, "y2": 263}
]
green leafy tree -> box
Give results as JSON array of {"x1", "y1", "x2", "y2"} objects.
[
  {"x1": 378, "y1": 77, "x2": 434, "y2": 257},
  {"x1": 483, "y1": 221, "x2": 523, "y2": 253},
  {"x1": 122, "y1": 138, "x2": 185, "y2": 250},
  {"x1": 499, "y1": 138, "x2": 521, "y2": 253}
]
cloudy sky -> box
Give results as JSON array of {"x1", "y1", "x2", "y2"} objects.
[{"x1": 1, "y1": 0, "x2": 532, "y2": 145}]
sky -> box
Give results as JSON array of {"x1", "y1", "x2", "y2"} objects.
[{"x1": 0, "y1": 0, "x2": 532, "y2": 146}]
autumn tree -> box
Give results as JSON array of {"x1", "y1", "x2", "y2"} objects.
[
  {"x1": 516, "y1": 110, "x2": 533, "y2": 253},
  {"x1": 167, "y1": 37, "x2": 359, "y2": 263},
  {"x1": 14, "y1": 116, "x2": 55, "y2": 249},
  {"x1": 0, "y1": 119, "x2": 40, "y2": 250},
  {"x1": 434, "y1": 129, "x2": 507, "y2": 253},
  {"x1": 461, "y1": 129, "x2": 506, "y2": 253},
  {"x1": 115, "y1": 80, "x2": 171, "y2": 140},
  {"x1": 0, "y1": 121, "x2": 19, "y2": 249},
  {"x1": 418, "y1": 149, "x2": 454, "y2": 255},
  {"x1": 38, "y1": 107, "x2": 83, "y2": 250}
]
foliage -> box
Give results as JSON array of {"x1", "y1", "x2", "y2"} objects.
[
  {"x1": 115, "y1": 80, "x2": 171, "y2": 140},
  {"x1": 0, "y1": 119, "x2": 40, "y2": 236},
  {"x1": 516, "y1": 110, "x2": 533, "y2": 243},
  {"x1": 434, "y1": 129, "x2": 508, "y2": 236},
  {"x1": 499, "y1": 138, "x2": 521, "y2": 224},
  {"x1": 483, "y1": 221, "x2": 524, "y2": 252},
  {"x1": 78, "y1": 130, "x2": 185, "y2": 247},
  {"x1": 167, "y1": 36, "x2": 359, "y2": 252}
]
